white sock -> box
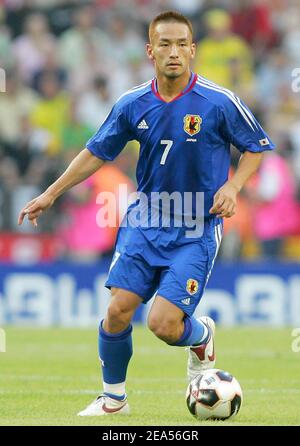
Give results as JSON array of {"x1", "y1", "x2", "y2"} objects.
[{"x1": 103, "y1": 381, "x2": 126, "y2": 399}]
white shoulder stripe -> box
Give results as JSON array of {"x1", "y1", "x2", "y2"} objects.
[
  {"x1": 198, "y1": 75, "x2": 258, "y2": 129},
  {"x1": 131, "y1": 79, "x2": 153, "y2": 91},
  {"x1": 196, "y1": 80, "x2": 255, "y2": 131},
  {"x1": 197, "y1": 77, "x2": 258, "y2": 131},
  {"x1": 116, "y1": 80, "x2": 152, "y2": 102}
]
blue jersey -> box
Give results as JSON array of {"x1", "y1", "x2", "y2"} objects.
[{"x1": 87, "y1": 72, "x2": 275, "y2": 249}]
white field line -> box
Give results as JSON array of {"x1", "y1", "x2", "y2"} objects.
[
  {"x1": 0, "y1": 389, "x2": 300, "y2": 395},
  {"x1": 0, "y1": 375, "x2": 187, "y2": 382},
  {"x1": 1, "y1": 375, "x2": 300, "y2": 386},
  {"x1": 8, "y1": 345, "x2": 291, "y2": 357}
]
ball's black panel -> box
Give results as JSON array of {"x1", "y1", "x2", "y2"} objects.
[
  {"x1": 186, "y1": 394, "x2": 196, "y2": 415},
  {"x1": 198, "y1": 389, "x2": 219, "y2": 407},
  {"x1": 230, "y1": 394, "x2": 242, "y2": 416},
  {"x1": 216, "y1": 370, "x2": 233, "y2": 382}
]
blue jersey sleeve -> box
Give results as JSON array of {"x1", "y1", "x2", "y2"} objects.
[
  {"x1": 86, "y1": 100, "x2": 134, "y2": 161},
  {"x1": 220, "y1": 94, "x2": 275, "y2": 153}
]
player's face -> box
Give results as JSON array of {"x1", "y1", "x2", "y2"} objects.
[{"x1": 147, "y1": 22, "x2": 196, "y2": 79}]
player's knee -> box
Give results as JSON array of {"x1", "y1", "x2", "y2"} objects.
[
  {"x1": 106, "y1": 302, "x2": 131, "y2": 328},
  {"x1": 148, "y1": 317, "x2": 179, "y2": 344}
]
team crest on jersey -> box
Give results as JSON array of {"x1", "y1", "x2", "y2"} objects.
[
  {"x1": 183, "y1": 114, "x2": 202, "y2": 136},
  {"x1": 186, "y1": 279, "x2": 199, "y2": 295}
]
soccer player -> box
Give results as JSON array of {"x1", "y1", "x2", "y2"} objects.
[{"x1": 18, "y1": 11, "x2": 275, "y2": 416}]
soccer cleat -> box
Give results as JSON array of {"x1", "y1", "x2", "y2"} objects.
[
  {"x1": 187, "y1": 316, "x2": 216, "y2": 382},
  {"x1": 77, "y1": 394, "x2": 130, "y2": 416}
]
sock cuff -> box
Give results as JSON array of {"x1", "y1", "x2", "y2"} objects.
[
  {"x1": 169, "y1": 316, "x2": 193, "y2": 346},
  {"x1": 192, "y1": 322, "x2": 209, "y2": 346},
  {"x1": 103, "y1": 392, "x2": 126, "y2": 401},
  {"x1": 99, "y1": 319, "x2": 133, "y2": 341}
]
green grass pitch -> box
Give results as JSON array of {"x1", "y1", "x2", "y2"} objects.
[{"x1": 0, "y1": 326, "x2": 299, "y2": 426}]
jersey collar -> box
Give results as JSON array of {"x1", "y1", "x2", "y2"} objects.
[{"x1": 151, "y1": 72, "x2": 197, "y2": 103}]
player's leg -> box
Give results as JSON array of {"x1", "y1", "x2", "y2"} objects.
[
  {"x1": 149, "y1": 218, "x2": 223, "y2": 382},
  {"x1": 99, "y1": 287, "x2": 142, "y2": 398},
  {"x1": 148, "y1": 296, "x2": 215, "y2": 384},
  {"x1": 148, "y1": 295, "x2": 210, "y2": 347},
  {"x1": 78, "y1": 287, "x2": 142, "y2": 416},
  {"x1": 78, "y1": 245, "x2": 159, "y2": 416},
  {"x1": 184, "y1": 219, "x2": 222, "y2": 381}
]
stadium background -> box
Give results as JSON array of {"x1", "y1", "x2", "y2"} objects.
[
  {"x1": 0, "y1": 0, "x2": 300, "y2": 328},
  {"x1": 1, "y1": 0, "x2": 300, "y2": 428}
]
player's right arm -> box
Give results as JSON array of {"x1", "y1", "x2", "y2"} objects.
[
  {"x1": 18, "y1": 148, "x2": 104, "y2": 227},
  {"x1": 19, "y1": 94, "x2": 134, "y2": 227}
]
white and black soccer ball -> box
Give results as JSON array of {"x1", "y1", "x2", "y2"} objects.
[{"x1": 186, "y1": 369, "x2": 243, "y2": 420}]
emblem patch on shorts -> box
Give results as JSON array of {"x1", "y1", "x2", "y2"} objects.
[{"x1": 186, "y1": 279, "x2": 199, "y2": 295}]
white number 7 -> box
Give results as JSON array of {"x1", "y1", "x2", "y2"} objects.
[{"x1": 160, "y1": 140, "x2": 173, "y2": 165}]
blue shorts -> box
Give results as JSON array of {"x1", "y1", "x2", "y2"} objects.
[{"x1": 105, "y1": 217, "x2": 223, "y2": 317}]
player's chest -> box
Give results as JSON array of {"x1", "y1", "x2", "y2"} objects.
[{"x1": 131, "y1": 101, "x2": 218, "y2": 146}]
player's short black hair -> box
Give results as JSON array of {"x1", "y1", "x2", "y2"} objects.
[{"x1": 149, "y1": 11, "x2": 193, "y2": 41}]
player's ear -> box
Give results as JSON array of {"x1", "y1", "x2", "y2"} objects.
[
  {"x1": 190, "y1": 42, "x2": 196, "y2": 60},
  {"x1": 146, "y1": 43, "x2": 154, "y2": 61}
]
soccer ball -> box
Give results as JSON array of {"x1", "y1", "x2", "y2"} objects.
[{"x1": 186, "y1": 369, "x2": 243, "y2": 420}]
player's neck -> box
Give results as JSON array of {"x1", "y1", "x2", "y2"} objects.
[{"x1": 156, "y1": 70, "x2": 192, "y2": 102}]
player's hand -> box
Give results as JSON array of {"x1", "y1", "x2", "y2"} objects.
[
  {"x1": 18, "y1": 192, "x2": 55, "y2": 227},
  {"x1": 209, "y1": 182, "x2": 238, "y2": 218}
]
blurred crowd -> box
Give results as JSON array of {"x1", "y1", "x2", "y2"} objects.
[{"x1": 0, "y1": 0, "x2": 300, "y2": 261}]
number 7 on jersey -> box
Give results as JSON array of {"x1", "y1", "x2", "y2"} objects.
[{"x1": 160, "y1": 140, "x2": 173, "y2": 165}]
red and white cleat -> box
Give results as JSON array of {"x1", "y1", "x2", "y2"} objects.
[
  {"x1": 187, "y1": 316, "x2": 216, "y2": 382},
  {"x1": 77, "y1": 394, "x2": 130, "y2": 416}
]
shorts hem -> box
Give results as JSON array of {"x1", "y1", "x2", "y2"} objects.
[
  {"x1": 105, "y1": 282, "x2": 151, "y2": 303},
  {"x1": 156, "y1": 292, "x2": 196, "y2": 317}
]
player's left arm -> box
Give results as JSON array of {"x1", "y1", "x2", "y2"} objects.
[
  {"x1": 210, "y1": 95, "x2": 275, "y2": 219},
  {"x1": 209, "y1": 151, "x2": 263, "y2": 218}
]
